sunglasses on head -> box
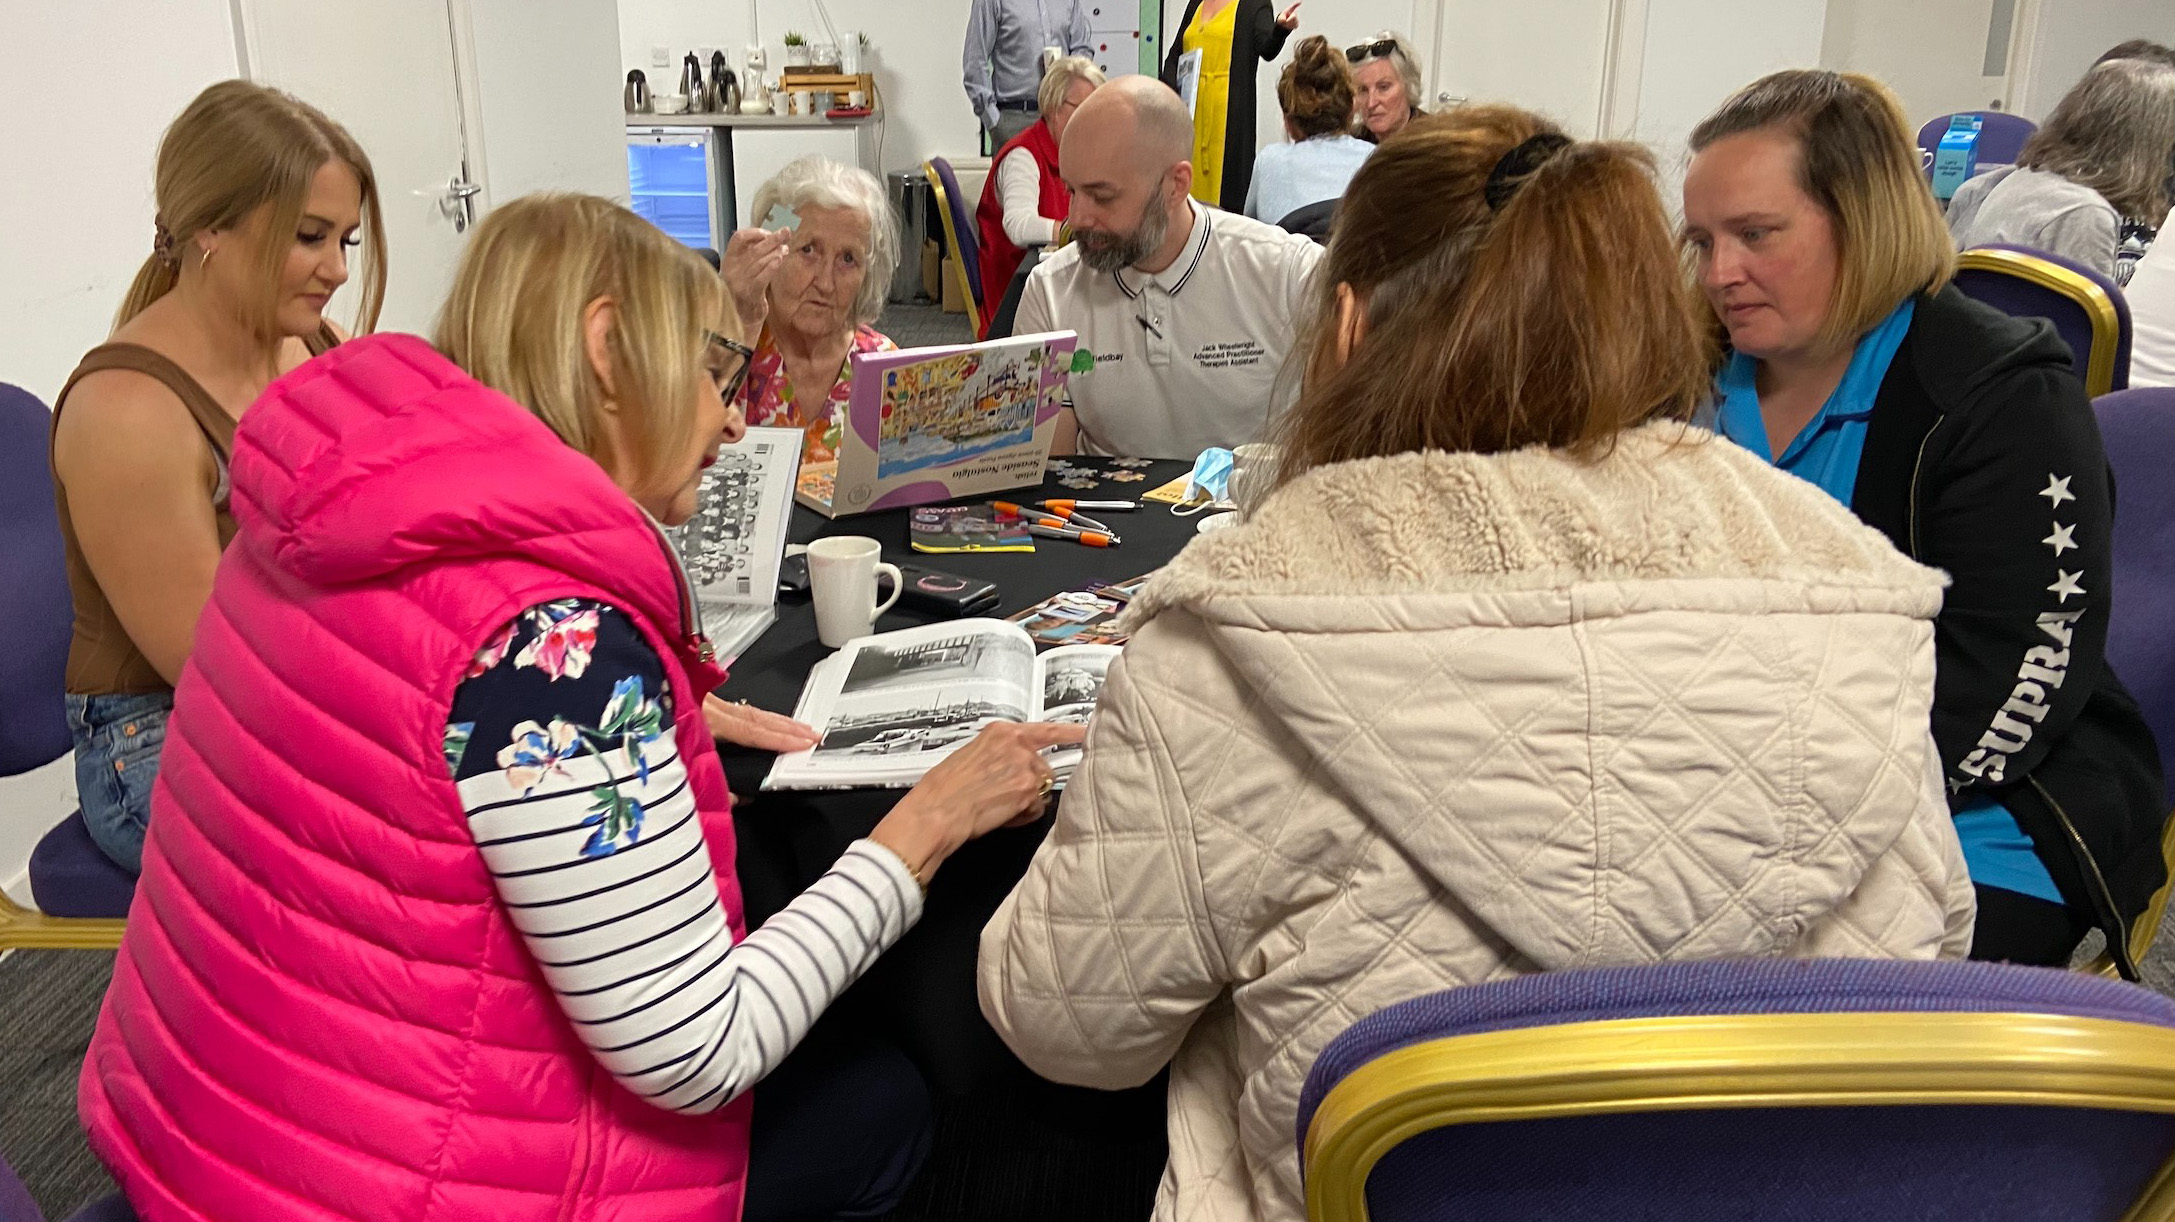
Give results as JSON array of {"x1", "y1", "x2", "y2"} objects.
[
  {"x1": 704, "y1": 331, "x2": 755, "y2": 404},
  {"x1": 1346, "y1": 39, "x2": 1398, "y2": 63}
]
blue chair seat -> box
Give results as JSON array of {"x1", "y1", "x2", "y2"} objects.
[{"x1": 29, "y1": 810, "x2": 135, "y2": 919}]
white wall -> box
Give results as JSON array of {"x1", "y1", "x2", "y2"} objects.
[
  {"x1": 0, "y1": 0, "x2": 238, "y2": 899},
  {"x1": 616, "y1": 0, "x2": 998, "y2": 174},
  {"x1": 1822, "y1": 0, "x2": 2018, "y2": 123},
  {"x1": 1618, "y1": 0, "x2": 1830, "y2": 201},
  {"x1": 0, "y1": 0, "x2": 240, "y2": 407},
  {"x1": 468, "y1": 0, "x2": 634, "y2": 205},
  {"x1": 2011, "y1": 0, "x2": 2175, "y2": 118}
]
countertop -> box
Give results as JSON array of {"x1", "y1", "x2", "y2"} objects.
[{"x1": 625, "y1": 110, "x2": 876, "y2": 129}]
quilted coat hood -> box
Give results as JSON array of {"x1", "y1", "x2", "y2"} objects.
[{"x1": 1124, "y1": 423, "x2": 1952, "y2": 970}]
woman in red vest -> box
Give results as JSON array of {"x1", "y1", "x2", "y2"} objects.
[{"x1": 975, "y1": 54, "x2": 1105, "y2": 337}]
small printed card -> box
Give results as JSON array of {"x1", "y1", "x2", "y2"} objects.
[
  {"x1": 910, "y1": 504, "x2": 1034, "y2": 553},
  {"x1": 1005, "y1": 573, "x2": 1156, "y2": 648}
]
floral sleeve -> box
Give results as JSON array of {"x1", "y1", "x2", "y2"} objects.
[{"x1": 443, "y1": 598, "x2": 924, "y2": 1113}]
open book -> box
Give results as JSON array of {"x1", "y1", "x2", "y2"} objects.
[
  {"x1": 663, "y1": 426, "x2": 802, "y2": 663},
  {"x1": 763, "y1": 618, "x2": 1118, "y2": 791}
]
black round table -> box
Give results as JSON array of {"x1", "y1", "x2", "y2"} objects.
[{"x1": 716, "y1": 458, "x2": 1199, "y2": 1098}]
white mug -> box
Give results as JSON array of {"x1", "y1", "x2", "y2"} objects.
[
  {"x1": 846, "y1": 89, "x2": 867, "y2": 108},
  {"x1": 808, "y1": 536, "x2": 903, "y2": 647}
]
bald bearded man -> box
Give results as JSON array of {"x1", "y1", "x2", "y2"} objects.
[{"x1": 1016, "y1": 76, "x2": 1324, "y2": 458}]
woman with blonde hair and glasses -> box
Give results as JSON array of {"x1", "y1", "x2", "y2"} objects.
[
  {"x1": 79, "y1": 192, "x2": 1079, "y2": 1221},
  {"x1": 982, "y1": 105, "x2": 1972, "y2": 1222},
  {"x1": 1683, "y1": 69, "x2": 2166, "y2": 975},
  {"x1": 1948, "y1": 56, "x2": 2175, "y2": 283},
  {"x1": 49, "y1": 79, "x2": 383, "y2": 874}
]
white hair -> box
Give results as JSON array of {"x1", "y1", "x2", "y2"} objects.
[
  {"x1": 750, "y1": 156, "x2": 900, "y2": 325},
  {"x1": 1038, "y1": 55, "x2": 1107, "y2": 117},
  {"x1": 1355, "y1": 30, "x2": 1425, "y2": 114}
]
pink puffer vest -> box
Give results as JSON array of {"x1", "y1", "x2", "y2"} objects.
[{"x1": 78, "y1": 334, "x2": 752, "y2": 1222}]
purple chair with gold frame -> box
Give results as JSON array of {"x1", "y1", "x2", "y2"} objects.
[
  {"x1": 922, "y1": 156, "x2": 985, "y2": 339},
  {"x1": 1955, "y1": 244, "x2": 2132, "y2": 396},
  {"x1": 1298, "y1": 959, "x2": 2175, "y2": 1222}
]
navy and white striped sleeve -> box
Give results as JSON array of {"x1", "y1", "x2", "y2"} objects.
[{"x1": 443, "y1": 599, "x2": 922, "y2": 1112}]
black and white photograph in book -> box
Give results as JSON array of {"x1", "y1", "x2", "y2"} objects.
[
  {"x1": 839, "y1": 630, "x2": 1035, "y2": 696},
  {"x1": 812, "y1": 692, "x2": 1031, "y2": 757},
  {"x1": 1041, "y1": 650, "x2": 1111, "y2": 721},
  {"x1": 666, "y1": 440, "x2": 772, "y2": 594}
]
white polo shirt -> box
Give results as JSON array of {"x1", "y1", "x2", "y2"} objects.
[{"x1": 1017, "y1": 200, "x2": 1325, "y2": 459}]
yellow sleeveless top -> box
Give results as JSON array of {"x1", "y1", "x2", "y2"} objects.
[{"x1": 1182, "y1": 1, "x2": 1238, "y2": 205}]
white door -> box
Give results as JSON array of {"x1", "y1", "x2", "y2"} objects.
[
  {"x1": 234, "y1": 0, "x2": 480, "y2": 335},
  {"x1": 1821, "y1": 0, "x2": 2018, "y2": 125},
  {"x1": 1429, "y1": 0, "x2": 1619, "y2": 136}
]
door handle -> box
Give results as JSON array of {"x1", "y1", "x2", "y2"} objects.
[{"x1": 414, "y1": 174, "x2": 483, "y2": 233}]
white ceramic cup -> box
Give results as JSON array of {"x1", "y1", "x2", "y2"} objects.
[
  {"x1": 846, "y1": 89, "x2": 867, "y2": 108},
  {"x1": 808, "y1": 536, "x2": 903, "y2": 647}
]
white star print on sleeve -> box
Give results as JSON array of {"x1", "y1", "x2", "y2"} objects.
[
  {"x1": 2047, "y1": 569, "x2": 2087, "y2": 602},
  {"x1": 2038, "y1": 473, "x2": 2075, "y2": 506},
  {"x1": 2043, "y1": 522, "x2": 2078, "y2": 555}
]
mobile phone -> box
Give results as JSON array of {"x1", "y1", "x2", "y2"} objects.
[{"x1": 778, "y1": 552, "x2": 810, "y2": 595}]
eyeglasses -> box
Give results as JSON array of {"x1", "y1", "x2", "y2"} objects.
[
  {"x1": 1346, "y1": 39, "x2": 1399, "y2": 63},
  {"x1": 705, "y1": 332, "x2": 755, "y2": 404}
]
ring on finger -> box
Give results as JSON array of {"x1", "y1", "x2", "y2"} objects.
[{"x1": 1036, "y1": 774, "x2": 1055, "y2": 800}]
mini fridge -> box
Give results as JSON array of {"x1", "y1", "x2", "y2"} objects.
[{"x1": 628, "y1": 127, "x2": 725, "y2": 251}]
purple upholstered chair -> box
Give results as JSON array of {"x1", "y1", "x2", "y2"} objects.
[
  {"x1": 1955, "y1": 245, "x2": 2132, "y2": 396},
  {"x1": 1916, "y1": 111, "x2": 2038, "y2": 170},
  {"x1": 1, "y1": 1150, "x2": 135, "y2": 1222},
  {"x1": 922, "y1": 156, "x2": 985, "y2": 338},
  {"x1": 0, "y1": 383, "x2": 132, "y2": 947},
  {"x1": 2092, "y1": 388, "x2": 2175, "y2": 956},
  {"x1": 1297, "y1": 959, "x2": 2175, "y2": 1222}
]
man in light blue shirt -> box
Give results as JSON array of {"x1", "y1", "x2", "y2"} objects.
[{"x1": 965, "y1": 0, "x2": 1095, "y2": 147}]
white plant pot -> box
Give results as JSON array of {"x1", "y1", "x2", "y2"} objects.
[{"x1": 784, "y1": 45, "x2": 810, "y2": 67}]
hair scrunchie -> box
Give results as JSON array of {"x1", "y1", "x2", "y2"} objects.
[
  {"x1": 152, "y1": 220, "x2": 179, "y2": 266},
  {"x1": 1484, "y1": 133, "x2": 1574, "y2": 212}
]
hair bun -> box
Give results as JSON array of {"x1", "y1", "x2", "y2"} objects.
[{"x1": 1280, "y1": 36, "x2": 1356, "y2": 138}]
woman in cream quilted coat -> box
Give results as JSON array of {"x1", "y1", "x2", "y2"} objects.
[{"x1": 979, "y1": 105, "x2": 1977, "y2": 1222}]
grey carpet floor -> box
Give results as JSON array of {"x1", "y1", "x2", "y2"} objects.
[
  {"x1": 877, "y1": 300, "x2": 974, "y2": 348},
  {"x1": 0, "y1": 950, "x2": 118, "y2": 1219}
]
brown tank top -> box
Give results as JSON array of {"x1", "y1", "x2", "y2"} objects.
[{"x1": 50, "y1": 329, "x2": 336, "y2": 695}]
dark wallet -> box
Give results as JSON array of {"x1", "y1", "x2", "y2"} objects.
[{"x1": 895, "y1": 565, "x2": 1001, "y2": 617}]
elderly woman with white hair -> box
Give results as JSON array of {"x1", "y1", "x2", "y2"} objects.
[
  {"x1": 721, "y1": 155, "x2": 902, "y2": 463},
  {"x1": 1348, "y1": 30, "x2": 1425, "y2": 144}
]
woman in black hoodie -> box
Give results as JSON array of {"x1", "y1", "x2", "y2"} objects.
[{"x1": 1681, "y1": 68, "x2": 2168, "y2": 976}]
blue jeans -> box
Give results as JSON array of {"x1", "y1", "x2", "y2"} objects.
[{"x1": 65, "y1": 691, "x2": 174, "y2": 876}]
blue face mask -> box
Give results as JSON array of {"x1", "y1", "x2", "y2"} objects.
[{"x1": 1178, "y1": 447, "x2": 1235, "y2": 513}]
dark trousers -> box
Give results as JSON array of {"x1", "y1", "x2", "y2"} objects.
[
  {"x1": 745, "y1": 1020, "x2": 933, "y2": 1222},
  {"x1": 1968, "y1": 883, "x2": 2093, "y2": 967}
]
